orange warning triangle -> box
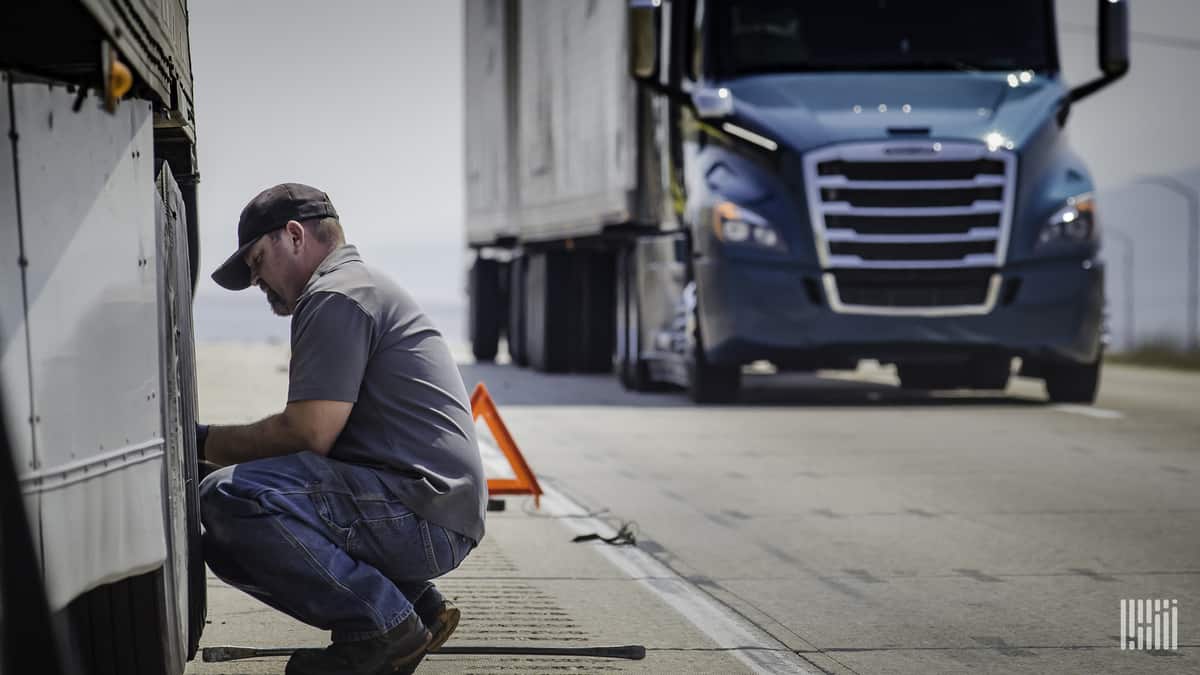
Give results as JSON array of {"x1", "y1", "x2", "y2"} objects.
[{"x1": 471, "y1": 382, "x2": 543, "y2": 507}]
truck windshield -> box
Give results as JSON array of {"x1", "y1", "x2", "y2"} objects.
[{"x1": 713, "y1": 0, "x2": 1054, "y2": 76}]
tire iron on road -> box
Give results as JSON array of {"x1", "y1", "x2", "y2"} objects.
[{"x1": 202, "y1": 644, "x2": 646, "y2": 662}]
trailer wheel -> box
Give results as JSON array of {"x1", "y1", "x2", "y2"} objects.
[
  {"x1": 66, "y1": 568, "x2": 182, "y2": 675},
  {"x1": 469, "y1": 257, "x2": 502, "y2": 362},
  {"x1": 157, "y1": 166, "x2": 205, "y2": 664},
  {"x1": 568, "y1": 252, "x2": 617, "y2": 373},
  {"x1": 162, "y1": 170, "x2": 206, "y2": 660},
  {"x1": 1044, "y1": 358, "x2": 1101, "y2": 404},
  {"x1": 507, "y1": 256, "x2": 529, "y2": 366},
  {"x1": 525, "y1": 252, "x2": 572, "y2": 372},
  {"x1": 65, "y1": 168, "x2": 203, "y2": 675}
]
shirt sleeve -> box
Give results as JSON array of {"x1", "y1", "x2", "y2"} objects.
[{"x1": 288, "y1": 292, "x2": 375, "y2": 403}]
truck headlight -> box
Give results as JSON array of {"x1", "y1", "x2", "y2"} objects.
[
  {"x1": 1038, "y1": 194, "x2": 1097, "y2": 248},
  {"x1": 712, "y1": 201, "x2": 787, "y2": 252}
]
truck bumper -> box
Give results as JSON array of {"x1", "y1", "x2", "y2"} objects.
[{"x1": 694, "y1": 255, "x2": 1105, "y2": 368}]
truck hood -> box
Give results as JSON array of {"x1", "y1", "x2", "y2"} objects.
[{"x1": 723, "y1": 72, "x2": 1066, "y2": 153}]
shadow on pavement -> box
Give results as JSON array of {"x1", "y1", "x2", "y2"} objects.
[{"x1": 458, "y1": 361, "x2": 1047, "y2": 408}]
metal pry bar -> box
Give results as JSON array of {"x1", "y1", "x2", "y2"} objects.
[{"x1": 203, "y1": 643, "x2": 646, "y2": 663}]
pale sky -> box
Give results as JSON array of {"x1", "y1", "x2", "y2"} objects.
[
  {"x1": 186, "y1": 1, "x2": 1200, "y2": 344},
  {"x1": 190, "y1": 0, "x2": 465, "y2": 311}
]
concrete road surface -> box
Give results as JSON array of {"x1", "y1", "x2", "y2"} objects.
[
  {"x1": 454, "y1": 358, "x2": 1198, "y2": 674},
  {"x1": 194, "y1": 343, "x2": 1197, "y2": 674}
]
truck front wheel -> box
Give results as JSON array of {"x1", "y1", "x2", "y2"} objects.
[
  {"x1": 687, "y1": 303, "x2": 740, "y2": 403},
  {"x1": 1044, "y1": 358, "x2": 1101, "y2": 404}
]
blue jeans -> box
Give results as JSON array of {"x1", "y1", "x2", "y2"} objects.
[{"x1": 199, "y1": 451, "x2": 475, "y2": 642}]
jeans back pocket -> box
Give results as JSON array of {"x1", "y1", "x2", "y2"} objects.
[{"x1": 349, "y1": 511, "x2": 439, "y2": 581}]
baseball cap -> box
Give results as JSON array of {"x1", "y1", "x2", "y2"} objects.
[{"x1": 212, "y1": 183, "x2": 339, "y2": 290}]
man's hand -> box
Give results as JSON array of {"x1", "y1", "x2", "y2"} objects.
[{"x1": 202, "y1": 400, "x2": 354, "y2": 467}]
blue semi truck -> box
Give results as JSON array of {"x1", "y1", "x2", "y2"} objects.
[{"x1": 464, "y1": 0, "x2": 1129, "y2": 404}]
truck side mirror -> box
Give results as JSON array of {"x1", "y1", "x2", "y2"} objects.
[
  {"x1": 1099, "y1": 0, "x2": 1130, "y2": 78},
  {"x1": 1065, "y1": 0, "x2": 1130, "y2": 107},
  {"x1": 629, "y1": 0, "x2": 661, "y2": 83}
]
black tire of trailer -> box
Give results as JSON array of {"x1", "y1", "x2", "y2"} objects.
[
  {"x1": 1044, "y1": 357, "x2": 1101, "y2": 404},
  {"x1": 507, "y1": 255, "x2": 529, "y2": 366},
  {"x1": 65, "y1": 169, "x2": 205, "y2": 675},
  {"x1": 66, "y1": 567, "x2": 182, "y2": 675},
  {"x1": 525, "y1": 251, "x2": 572, "y2": 372},
  {"x1": 688, "y1": 301, "x2": 741, "y2": 404},
  {"x1": 161, "y1": 165, "x2": 206, "y2": 661},
  {"x1": 568, "y1": 251, "x2": 617, "y2": 373},
  {"x1": 616, "y1": 246, "x2": 654, "y2": 390},
  {"x1": 469, "y1": 257, "x2": 502, "y2": 363}
]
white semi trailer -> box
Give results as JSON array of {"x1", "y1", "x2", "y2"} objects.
[{"x1": 0, "y1": 1, "x2": 205, "y2": 672}]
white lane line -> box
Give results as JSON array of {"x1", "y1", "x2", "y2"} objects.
[
  {"x1": 1052, "y1": 404, "x2": 1125, "y2": 420},
  {"x1": 538, "y1": 481, "x2": 815, "y2": 675}
]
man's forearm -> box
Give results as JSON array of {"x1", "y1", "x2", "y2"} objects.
[{"x1": 204, "y1": 413, "x2": 310, "y2": 466}]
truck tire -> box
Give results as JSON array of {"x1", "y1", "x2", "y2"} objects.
[
  {"x1": 66, "y1": 568, "x2": 182, "y2": 675},
  {"x1": 65, "y1": 167, "x2": 203, "y2": 675},
  {"x1": 469, "y1": 257, "x2": 502, "y2": 362},
  {"x1": 159, "y1": 165, "x2": 206, "y2": 661},
  {"x1": 616, "y1": 247, "x2": 654, "y2": 390},
  {"x1": 568, "y1": 251, "x2": 617, "y2": 373},
  {"x1": 507, "y1": 255, "x2": 529, "y2": 366},
  {"x1": 525, "y1": 251, "x2": 571, "y2": 372},
  {"x1": 688, "y1": 302, "x2": 740, "y2": 403},
  {"x1": 1044, "y1": 358, "x2": 1101, "y2": 404}
]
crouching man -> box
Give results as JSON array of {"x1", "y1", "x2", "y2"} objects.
[{"x1": 196, "y1": 183, "x2": 485, "y2": 675}]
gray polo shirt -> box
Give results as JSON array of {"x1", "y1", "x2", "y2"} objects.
[{"x1": 288, "y1": 245, "x2": 485, "y2": 542}]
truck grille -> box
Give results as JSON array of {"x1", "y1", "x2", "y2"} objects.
[{"x1": 802, "y1": 141, "x2": 1015, "y2": 316}]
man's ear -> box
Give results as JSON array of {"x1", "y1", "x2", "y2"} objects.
[{"x1": 285, "y1": 220, "x2": 305, "y2": 251}]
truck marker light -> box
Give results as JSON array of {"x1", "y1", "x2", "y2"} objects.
[
  {"x1": 713, "y1": 202, "x2": 750, "y2": 242},
  {"x1": 720, "y1": 123, "x2": 777, "y2": 152},
  {"x1": 712, "y1": 201, "x2": 739, "y2": 240},
  {"x1": 102, "y1": 42, "x2": 133, "y2": 113}
]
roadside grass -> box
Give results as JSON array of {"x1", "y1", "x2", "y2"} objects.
[{"x1": 1107, "y1": 341, "x2": 1200, "y2": 372}]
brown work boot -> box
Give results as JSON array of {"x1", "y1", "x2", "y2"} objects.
[
  {"x1": 285, "y1": 613, "x2": 431, "y2": 675},
  {"x1": 414, "y1": 585, "x2": 460, "y2": 651}
]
